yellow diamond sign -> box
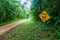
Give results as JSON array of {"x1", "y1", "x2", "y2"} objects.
[{"x1": 39, "y1": 10, "x2": 51, "y2": 22}]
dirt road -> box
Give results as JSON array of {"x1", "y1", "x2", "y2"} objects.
[{"x1": 0, "y1": 19, "x2": 29, "y2": 37}]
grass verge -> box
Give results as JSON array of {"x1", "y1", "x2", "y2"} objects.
[{"x1": 4, "y1": 20, "x2": 60, "y2": 40}]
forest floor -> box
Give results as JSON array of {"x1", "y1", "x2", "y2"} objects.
[{"x1": 0, "y1": 19, "x2": 29, "y2": 37}]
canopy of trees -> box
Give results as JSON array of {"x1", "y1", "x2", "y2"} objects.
[{"x1": 0, "y1": 0, "x2": 25, "y2": 23}]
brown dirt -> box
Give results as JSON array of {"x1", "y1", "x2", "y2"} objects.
[{"x1": 0, "y1": 19, "x2": 29, "y2": 37}]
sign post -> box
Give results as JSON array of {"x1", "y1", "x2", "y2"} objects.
[{"x1": 39, "y1": 10, "x2": 51, "y2": 27}]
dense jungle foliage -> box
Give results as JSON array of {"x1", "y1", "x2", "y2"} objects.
[
  {"x1": 0, "y1": 0, "x2": 59, "y2": 26},
  {"x1": 0, "y1": 0, "x2": 25, "y2": 23},
  {"x1": 31, "y1": 0, "x2": 60, "y2": 26}
]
